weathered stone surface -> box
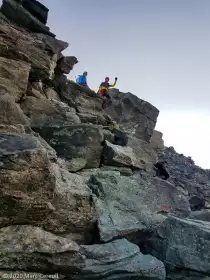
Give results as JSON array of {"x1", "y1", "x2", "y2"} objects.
[
  {"x1": 87, "y1": 171, "x2": 190, "y2": 243},
  {"x1": 21, "y1": 96, "x2": 81, "y2": 127},
  {"x1": 101, "y1": 165, "x2": 133, "y2": 176},
  {"x1": 44, "y1": 87, "x2": 60, "y2": 100},
  {"x1": 35, "y1": 124, "x2": 104, "y2": 170},
  {"x1": 0, "y1": 18, "x2": 68, "y2": 78},
  {"x1": 0, "y1": 225, "x2": 84, "y2": 274},
  {"x1": 72, "y1": 239, "x2": 166, "y2": 280},
  {"x1": 189, "y1": 195, "x2": 205, "y2": 211},
  {"x1": 0, "y1": 57, "x2": 30, "y2": 101},
  {"x1": 56, "y1": 56, "x2": 78, "y2": 74},
  {"x1": 150, "y1": 130, "x2": 164, "y2": 149},
  {"x1": 0, "y1": 124, "x2": 25, "y2": 133},
  {"x1": 103, "y1": 136, "x2": 157, "y2": 172},
  {"x1": 0, "y1": 94, "x2": 29, "y2": 125},
  {"x1": 0, "y1": 132, "x2": 96, "y2": 243},
  {"x1": 188, "y1": 210, "x2": 210, "y2": 221},
  {"x1": 1, "y1": 0, "x2": 53, "y2": 36},
  {"x1": 57, "y1": 80, "x2": 103, "y2": 112},
  {"x1": 21, "y1": 0, "x2": 49, "y2": 24},
  {"x1": 105, "y1": 89, "x2": 159, "y2": 142},
  {"x1": 146, "y1": 216, "x2": 210, "y2": 277},
  {"x1": 158, "y1": 146, "x2": 210, "y2": 205},
  {"x1": 46, "y1": 161, "x2": 96, "y2": 243}
]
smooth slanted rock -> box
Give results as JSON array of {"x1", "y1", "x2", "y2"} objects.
[
  {"x1": 21, "y1": 96, "x2": 81, "y2": 127},
  {"x1": 0, "y1": 225, "x2": 84, "y2": 274},
  {"x1": 105, "y1": 89, "x2": 159, "y2": 142},
  {"x1": 35, "y1": 124, "x2": 104, "y2": 170},
  {"x1": 87, "y1": 171, "x2": 190, "y2": 243},
  {"x1": 0, "y1": 57, "x2": 30, "y2": 101},
  {"x1": 146, "y1": 216, "x2": 210, "y2": 277},
  {"x1": 0, "y1": 94, "x2": 29, "y2": 125},
  {"x1": 72, "y1": 238, "x2": 166, "y2": 280}
]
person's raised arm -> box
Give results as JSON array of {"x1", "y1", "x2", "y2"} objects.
[{"x1": 109, "y1": 77, "x2": 118, "y2": 87}]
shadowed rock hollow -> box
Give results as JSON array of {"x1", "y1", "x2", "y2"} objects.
[{"x1": 0, "y1": 1, "x2": 210, "y2": 279}]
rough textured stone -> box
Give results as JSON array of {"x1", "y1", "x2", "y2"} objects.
[
  {"x1": 21, "y1": 0, "x2": 49, "y2": 24},
  {"x1": 0, "y1": 94, "x2": 29, "y2": 125},
  {"x1": 146, "y1": 216, "x2": 210, "y2": 277},
  {"x1": 44, "y1": 87, "x2": 60, "y2": 100},
  {"x1": 103, "y1": 136, "x2": 157, "y2": 172},
  {"x1": 105, "y1": 89, "x2": 159, "y2": 142},
  {"x1": 150, "y1": 130, "x2": 164, "y2": 149},
  {"x1": 1, "y1": 0, "x2": 53, "y2": 36},
  {"x1": 0, "y1": 132, "x2": 96, "y2": 243},
  {"x1": 158, "y1": 146, "x2": 210, "y2": 205},
  {"x1": 72, "y1": 239, "x2": 166, "y2": 280},
  {"x1": 0, "y1": 17, "x2": 68, "y2": 79},
  {"x1": 0, "y1": 225, "x2": 84, "y2": 274},
  {"x1": 46, "y1": 161, "x2": 97, "y2": 243},
  {"x1": 188, "y1": 210, "x2": 210, "y2": 222},
  {"x1": 21, "y1": 96, "x2": 81, "y2": 127},
  {"x1": 87, "y1": 171, "x2": 190, "y2": 243},
  {"x1": 34, "y1": 124, "x2": 104, "y2": 170},
  {"x1": 0, "y1": 57, "x2": 30, "y2": 101},
  {"x1": 56, "y1": 56, "x2": 78, "y2": 74}
]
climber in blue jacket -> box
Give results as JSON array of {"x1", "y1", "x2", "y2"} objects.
[{"x1": 76, "y1": 71, "x2": 88, "y2": 87}]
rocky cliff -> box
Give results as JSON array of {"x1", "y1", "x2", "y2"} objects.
[{"x1": 0, "y1": 1, "x2": 210, "y2": 280}]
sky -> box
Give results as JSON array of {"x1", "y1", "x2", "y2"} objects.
[{"x1": 2, "y1": 0, "x2": 210, "y2": 168}]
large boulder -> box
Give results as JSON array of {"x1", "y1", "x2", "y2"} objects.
[
  {"x1": 21, "y1": 96, "x2": 81, "y2": 127},
  {"x1": 56, "y1": 56, "x2": 78, "y2": 74},
  {"x1": 34, "y1": 124, "x2": 104, "y2": 171},
  {"x1": 0, "y1": 94, "x2": 29, "y2": 125},
  {"x1": 103, "y1": 136, "x2": 157, "y2": 172},
  {"x1": 72, "y1": 238, "x2": 166, "y2": 280},
  {"x1": 0, "y1": 16, "x2": 68, "y2": 79},
  {"x1": 0, "y1": 132, "x2": 96, "y2": 243},
  {"x1": 21, "y1": 0, "x2": 49, "y2": 24},
  {"x1": 105, "y1": 89, "x2": 159, "y2": 142},
  {"x1": 0, "y1": 225, "x2": 84, "y2": 275},
  {"x1": 0, "y1": 57, "x2": 30, "y2": 101},
  {"x1": 1, "y1": 0, "x2": 53, "y2": 36},
  {"x1": 146, "y1": 216, "x2": 210, "y2": 279},
  {"x1": 150, "y1": 130, "x2": 164, "y2": 149},
  {"x1": 87, "y1": 171, "x2": 190, "y2": 244}
]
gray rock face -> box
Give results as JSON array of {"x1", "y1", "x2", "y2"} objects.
[
  {"x1": 103, "y1": 136, "x2": 157, "y2": 172},
  {"x1": 0, "y1": 57, "x2": 30, "y2": 101},
  {"x1": 72, "y1": 239, "x2": 166, "y2": 280},
  {"x1": 188, "y1": 210, "x2": 210, "y2": 221},
  {"x1": 146, "y1": 216, "x2": 210, "y2": 277},
  {"x1": 1, "y1": 0, "x2": 53, "y2": 36},
  {"x1": 105, "y1": 89, "x2": 159, "y2": 142},
  {"x1": 21, "y1": 0, "x2": 49, "y2": 24},
  {"x1": 35, "y1": 124, "x2": 104, "y2": 170},
  {"x1": 0, "y1": 132, "x2": 96, "y2": 243},
  {"x1": 56, "y1": 56, "x2": 78, "y2": 74},
  {"x1": 0, "y1": 225, "x2": 84, "y2": 274},
  {"x1": 87, "y1": 171, "x2": 190, "y2": 243},
  {"x1": 150, "y1": 130, "x2": 164, "y2": 149},
  {"x1": 0, "y1": 94, "x2": 29, "y2": 125},
  {"x1": 21, "y1": 96, "x2": 81, "y2": 127},
  {"x1": 0, "y1": 15, "x2": 68, "y2": 79},
  {"x1": 158, "y1": 146, "x2": 210, "y2": 205}
]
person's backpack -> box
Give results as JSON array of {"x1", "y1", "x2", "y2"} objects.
[{"x1": 76, "y1": 75, "x2": 81, "y2": 84}]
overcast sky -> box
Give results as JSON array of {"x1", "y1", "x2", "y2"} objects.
[{"x1": 2, "y1": 0, "x2": 210, "y2": 168}]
